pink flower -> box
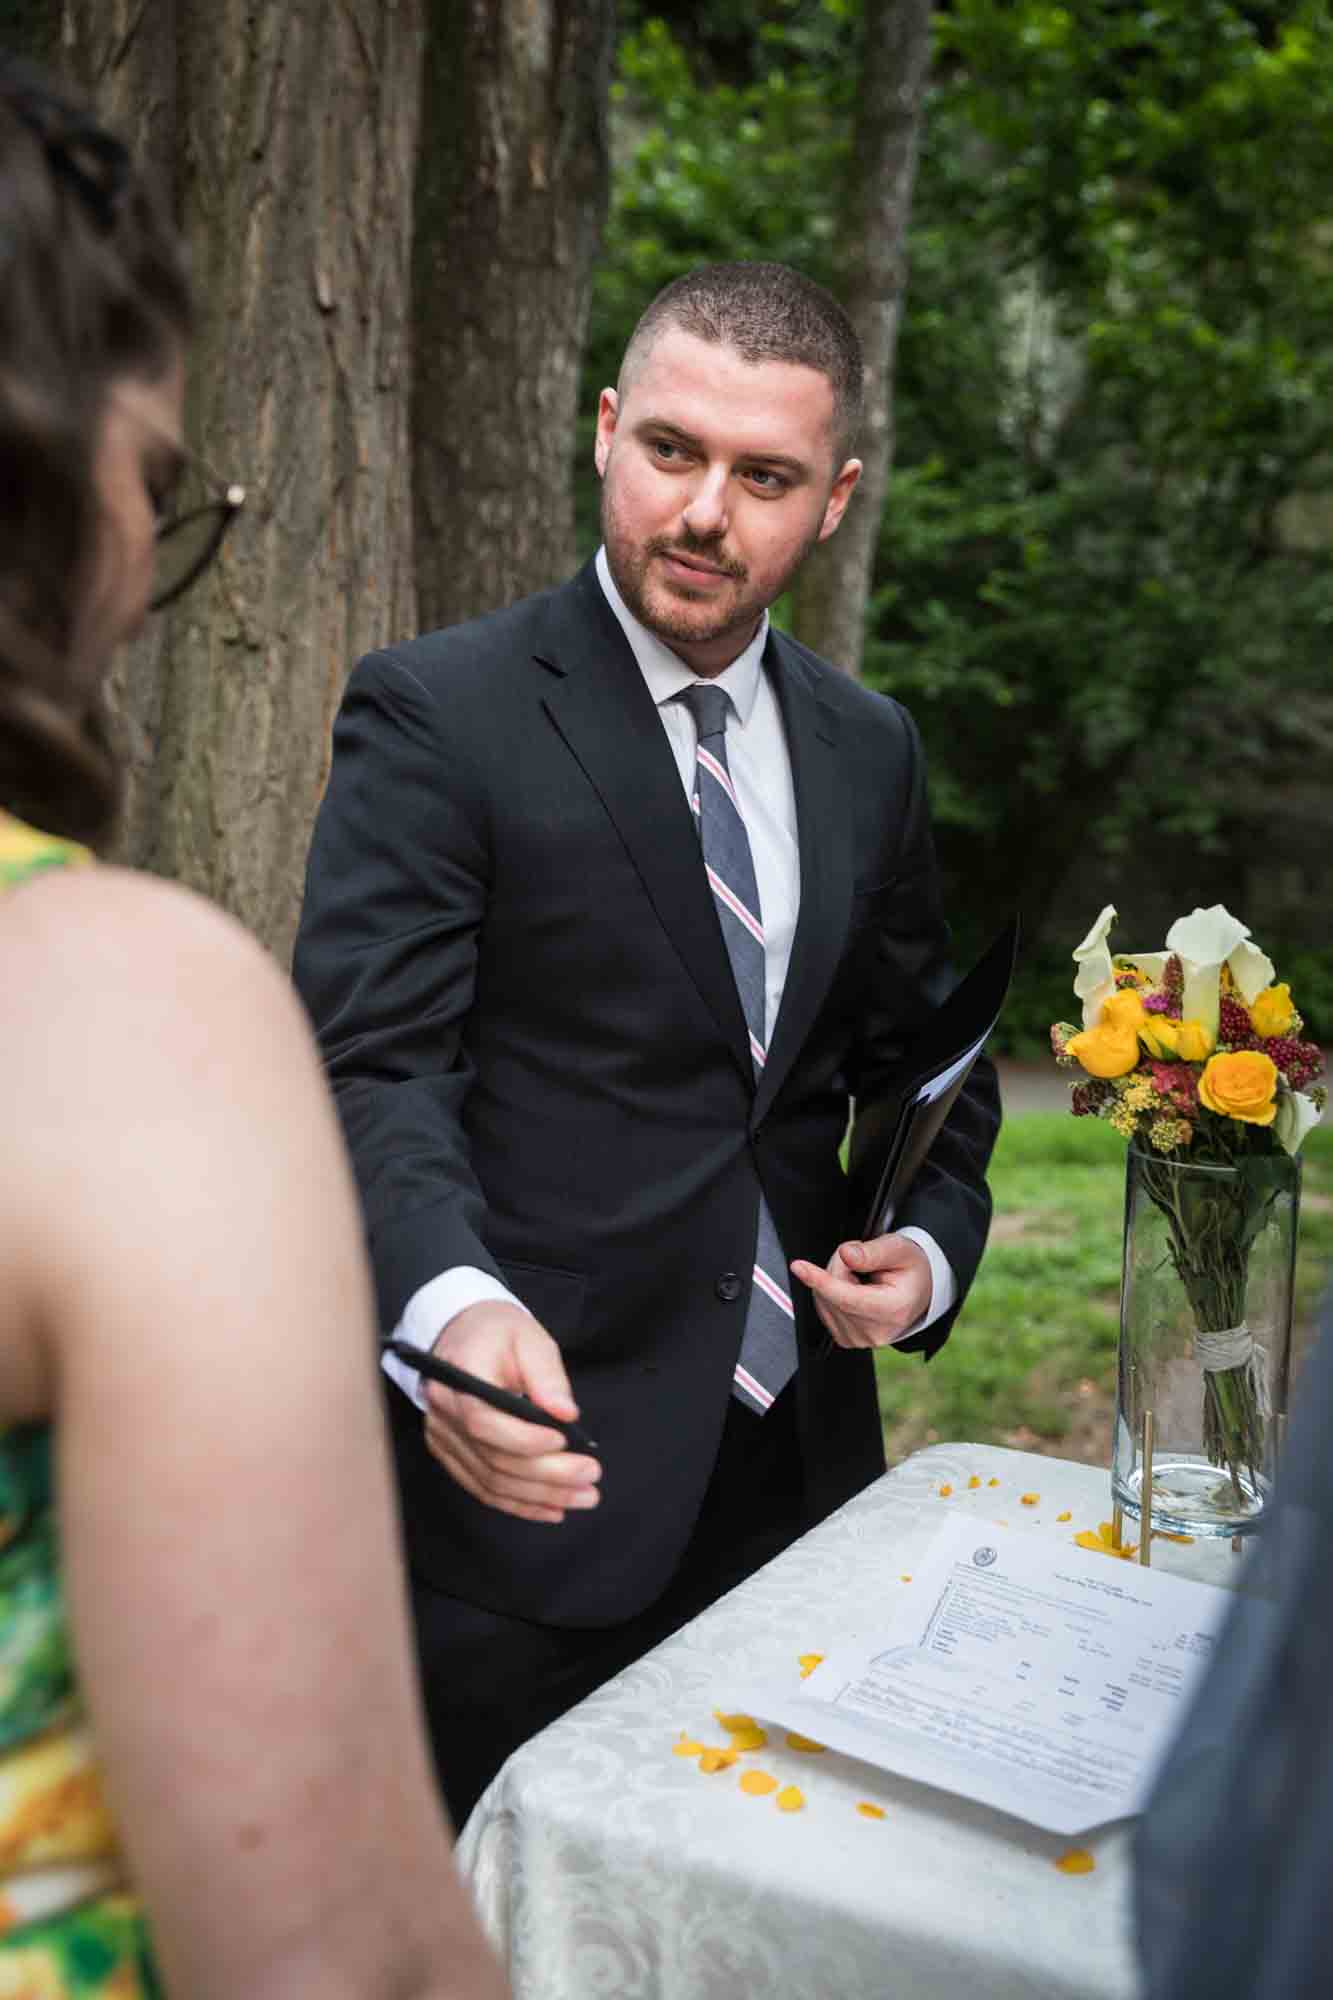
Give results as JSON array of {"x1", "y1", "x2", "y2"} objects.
[{"x1": 1148, "y1": 1061, "x2": 1199, "y2": 1113}]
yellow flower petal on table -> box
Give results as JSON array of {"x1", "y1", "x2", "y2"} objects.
[
  {"x1": 856, "y1": 1802, "x2": 887, "y2": 1820},
  {"x1": 1021, "y1": 1493, "x2": 1039, "y2": 1507},
  {"x1": 739, "y1": 1770, "x2": 780, "y2": 1797},
  {"x1": 899, "y1": 1574, "x2": 913, "y2": 1583},
  {"x1": 1154, "y1": 1531, "x2": 1194, "y2": 1545},
  {"x1": 967, "y1": 1475, "x2": 982, "y2": 1489},
  {"x1": 698, "y1": 1747, "x2": 738, "y2": 1773},
  {"x1": 785, "y1": 1733, "x2": 827, "y2": 1754},
  {"x1": 673, "y1": 1734, "x2": 705, "y2": 1757},
  {"x1": 728, "y1": 1726, "x2": 768, "y2": 1753},
  {"x1": 1056, "y1": 1511, "x2": 1072, "y2": 1523},
  {"x1": 988, "y1": 1478, "x2": 1001, "y2": 1488},
  {"x1": 776, "y1": 1785, "x2": 806, "y2": 1813},
  {"x1": 938, "y1": 1483, "x2": 953, "y2": 1497},
  {"x1": 1055, "y1": 1849, "x2": 1096, "y2": 1875},
  {"x1": 797, "y1": 1653, "x2": 824, "y2": 1679},
  {"x1": 714, "y1": 1711, "x2": 758, "y2": 1732},
  {"x1": 1074, "y1": 1525, "x2": 1138, "y2": 1561}
]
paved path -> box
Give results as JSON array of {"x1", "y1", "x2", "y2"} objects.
[{"x1": 993, "y1": 1060, "x2": 1074, "y2": 1117}]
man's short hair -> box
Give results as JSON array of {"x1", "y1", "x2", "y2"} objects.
[{"x1": 620, "y1": 261, "x2": 863, "y2": 464}]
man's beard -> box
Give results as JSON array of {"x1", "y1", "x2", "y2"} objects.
[
  {"x1": 619, "y1": 539, "x2": 746, "y2": 639},
  {"x1": 600, "y1": 491, "x2": 754, "y2": 649}
]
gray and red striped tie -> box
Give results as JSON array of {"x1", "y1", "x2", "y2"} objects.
[{"x1": 681, "y1": 682, "x2": 797, "y2": 1414}]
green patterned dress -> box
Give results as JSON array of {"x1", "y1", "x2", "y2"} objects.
[{"x1": 0, "y1": 815, "x2": 160, "y2": 1998}]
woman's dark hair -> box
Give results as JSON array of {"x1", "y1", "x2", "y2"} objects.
[{"x1": 0, "y1": 55, "x2": 191, "y2": 846}]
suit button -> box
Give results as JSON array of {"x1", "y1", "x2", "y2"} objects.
[{"x1": 715, "y1": 1272, "x2": 743, "y2": 1303}]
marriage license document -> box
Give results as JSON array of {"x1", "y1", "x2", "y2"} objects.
[{"x1": 736, "y1": 1516, "x2": 1236, "y2": 1835}]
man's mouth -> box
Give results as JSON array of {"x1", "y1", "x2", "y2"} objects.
[{"x1": 657, "y1": 548, "x2": 737, "y2": 579}]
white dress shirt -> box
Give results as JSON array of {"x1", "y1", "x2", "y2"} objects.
[{"x1": 383, "y1": 548, "x2": 955, "y2": 1406}]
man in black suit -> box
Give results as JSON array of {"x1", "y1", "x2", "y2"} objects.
[{"x1": 294, "y1": 261, "x2": 1000, "y2": 1826}]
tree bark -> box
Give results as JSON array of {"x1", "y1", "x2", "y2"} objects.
[
  {"x1": 62, "y1": 0, "x2": 423, "y2": 964},
  {"x1": 413, "y1": 0, "x2": 613, "y2": 632},
  {"x1": 789, "y1": 0, "x2": 934, "y2": 678}
]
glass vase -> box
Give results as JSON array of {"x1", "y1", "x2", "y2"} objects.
[{"x1": 1112, "y1": 1143, "x2": 1300, "y2": 1540}]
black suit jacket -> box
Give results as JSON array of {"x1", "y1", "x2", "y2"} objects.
[{"x1": 293, "y1": 561, "x2": 1000, "y2": 1625}]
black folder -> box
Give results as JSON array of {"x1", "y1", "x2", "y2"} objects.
[{"x1": 847, "y1": 913, "x2": 1020, "y2": 1235}]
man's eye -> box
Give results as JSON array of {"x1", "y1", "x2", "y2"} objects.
[
  {"x1": 747, "y1": 468, "x2": 789, "y2": 493},
  {"x1": 652, "y1": 440, "x2": 685, "y2": 462}
]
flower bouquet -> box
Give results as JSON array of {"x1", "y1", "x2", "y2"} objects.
[{"x1": 1052, "y1": 905, "x2": 1325, "y2": 1519}]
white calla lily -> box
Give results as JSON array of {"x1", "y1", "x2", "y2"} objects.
[
  {"x1": 1273, "y1": 1089, "x2": 1321, "y2": 1157},
  {"x1": 1163, "y1": 905, "x2": 1276, "y2": 1040},
  {"x1": 1071, "y1": 905, "x2": 1169, "y2": 1026},
  {"x1": 1073, "y1": 904, "x2": 1118, "y2": 1028}
]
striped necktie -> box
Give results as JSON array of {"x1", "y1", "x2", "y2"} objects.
[{"x1": 681, "y1": 682, "x2": 798, "y2": 1415}]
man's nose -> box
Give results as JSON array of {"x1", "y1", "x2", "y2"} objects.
[{"x1": 680, "y1": 466, "x2": 729, "y2": 541}]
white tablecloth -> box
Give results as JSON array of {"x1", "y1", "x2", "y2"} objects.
[{"x1": 457, "y1": 1442, "x2": 1248, "y2": 2000}]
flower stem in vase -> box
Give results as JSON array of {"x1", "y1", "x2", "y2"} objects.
[{"x1": 1142, "y1": 1155, "x2": 1271, "y2": 1506}]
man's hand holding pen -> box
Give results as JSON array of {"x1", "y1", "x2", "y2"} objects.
[{"x1": 421, "y1": 1303, "x2": 603, "y2": 1525}]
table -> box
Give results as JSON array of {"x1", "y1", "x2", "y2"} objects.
[{"x1": 456, "y1": 1442, "x2": 1248, "y2": 2000}]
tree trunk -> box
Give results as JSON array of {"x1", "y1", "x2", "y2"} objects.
[
  {"x1": 413, "y1": 0, "x2": 613, "y2": 632},
  {"x1": 62, "y1": 0, "x2": 423, "y2": 965},
  {"x1": 789, "y1": 0, "x2": 934, "y2": 678}
]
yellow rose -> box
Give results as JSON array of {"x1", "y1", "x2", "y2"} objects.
[
  {"x1": 1065, "y1": 990, "x2": 1144, "y2": 1079},
  {"x1": 1249, "y1": 983, "x2": 1297, "y2": 1040},
  {"x1": 1174, "y1": 1019, "x2": 1216, "y2": 1062},
  {"x1": 1139, "y1": 1016, "x2": 1181, "y2": 1060},
  {"x1": 1138, "y1": 1015, "x2": 1215, "y2": 1062},
  {"x1": 1198, "y1": 1050, "x2": 1278, "y2": 1125},
  {"x1": 1102, "y1": 990, "x2": 1146, "y2": 1032}
]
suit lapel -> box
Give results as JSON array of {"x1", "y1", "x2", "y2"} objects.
[
  {"x1": 535, "y1": 568, "x2": 753, "y2": 1082},
  {"x1": 754, "y1": 632, "x2": 854, "y2": 1123}
]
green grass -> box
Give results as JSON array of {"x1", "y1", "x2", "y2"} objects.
[{"x1": 876, "y1": 1117, "x2": 1333, "y2": 1462}]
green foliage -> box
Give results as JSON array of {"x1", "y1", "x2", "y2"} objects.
[
  {"x1": 877, "y1": 1, "x2": 1333, "y2": 996},
  {"x1": 576, "y1": 5, "x2": 854, "y2": 546}
]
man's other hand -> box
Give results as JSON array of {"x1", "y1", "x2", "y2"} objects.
[
  {"x1": 422, "y1": 1302, "x2": 601, "y2": 1524},
  {"x1": 790, "y1": 1233, "x2": 932, "y2": 1350}
]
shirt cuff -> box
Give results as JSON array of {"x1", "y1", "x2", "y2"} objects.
[
  {"x1": 380, "y1": 1267, "x2": 529, "y2": 1411},
  {"x1": 892, "y1": 1226, "x2": 957, "y2": 1339}
]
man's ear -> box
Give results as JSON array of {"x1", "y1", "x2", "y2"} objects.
[
  {"x1": 594, "y1": 388, "x2": 619, "y2": 479},
  {"x1": 817, "y1": 457, "x2": 863, "y2": 542}
]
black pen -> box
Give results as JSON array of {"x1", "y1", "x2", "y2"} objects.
[{"x1": 383, "y1": 1339, "x2": 600, "y2": 1455}]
